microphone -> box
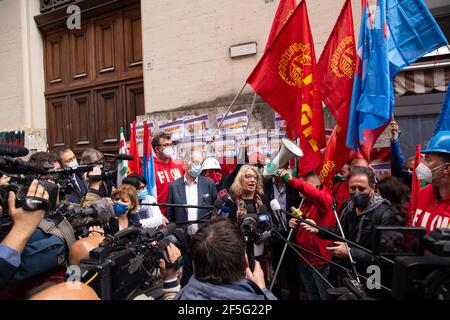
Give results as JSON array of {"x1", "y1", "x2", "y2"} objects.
[
  {"x1": 103, "y1": 153, "x2": 135, "y2": 161},
  {"x1": 270, "y1": 199, "x2": 288, "y2": 233},
  {"x1": 148, "y1": 223, "x2": 177, "y2": 241},
  {"x1": 0, "y1": 144, "x2": 29, "y2": 157},
  {"x1": 48, "y1": 165, "x2": 94, "y2": 175},
  {"x1": 222, "y1": 192, "x2": 236, "y2": 207},
  {"x1": 290, "y1": 206, "x2": 304, "y2": 218},
  {"x1": 213, "y1": 198, "x2": 230, "y2": 217}
]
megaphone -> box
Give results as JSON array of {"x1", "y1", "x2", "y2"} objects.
[{"x1": 263, "y1": 138, "x2": 303, "y2": 176}]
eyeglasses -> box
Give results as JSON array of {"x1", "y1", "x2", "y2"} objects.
[
  {"x1": 244, "y1": 174, "x2": 258, "y2": 181},
  {"x1": 158, "y1": 144, "x2": 173, "y2": 148}
]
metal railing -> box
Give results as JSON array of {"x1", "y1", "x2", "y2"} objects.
[{"x1": 40, "y1": 0, "x2": 76, "y2": 13}]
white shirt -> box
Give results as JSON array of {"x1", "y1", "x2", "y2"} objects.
[
  {"x1": 184, "y1": 176, "x2": 199, "y2": 236},
  {"x1": 138, "y1": 195, "x2": 164, "y2": 229}
]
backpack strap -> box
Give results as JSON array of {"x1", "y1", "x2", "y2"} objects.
[{"x1": 38, "y1": 217, "x2": 76, "y2": 248}]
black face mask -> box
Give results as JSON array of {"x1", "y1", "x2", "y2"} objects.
[{"x1": 350, "y1": 192, "x2": 370, "y2": 209}]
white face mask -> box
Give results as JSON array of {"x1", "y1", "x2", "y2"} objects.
[
  {"x1": 163, "y1": 147, "x2": 174, "y2": 159},
  {"x1": 67, "y1": 160, "x2": 79, "y2": 169},
  {"x1": 415, "y1": 162, "x2": 449, "y2": 183}
]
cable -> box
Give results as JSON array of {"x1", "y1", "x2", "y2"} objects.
[{"x1": 84, "y1": 272, "x2": 99, "y2": 286}]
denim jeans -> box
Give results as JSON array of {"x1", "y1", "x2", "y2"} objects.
[{"x1": 298, "y1": 264, "x2": 330, "y2": 300}]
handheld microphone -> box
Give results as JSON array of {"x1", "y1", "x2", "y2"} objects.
[
  {"x1": 213, "y1": 198, "x2": 230, "y2": 217},
  {"x1": 0, "y1": 144, "x2": 29, "y2": 157},
  {"x1": 103, "y1": 153, "x2": 135, "y2": 161},
  {"x1": 290, "y1": 206, "x2": 303, "y2": 218}
]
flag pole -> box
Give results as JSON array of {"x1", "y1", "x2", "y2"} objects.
[{"x1": 212, "y1": 82, "x2": 248, "y2": 138}]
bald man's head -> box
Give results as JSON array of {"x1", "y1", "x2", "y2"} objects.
[
  {"x1": 69, "y1": 235, "x2": 105, "y2": 266},
  {"x1": 350, "y1": 157, "x2": 369, "y2": 169},
  {"x1": 29, "y1": 282, "x2": 100, "y2": 300}
]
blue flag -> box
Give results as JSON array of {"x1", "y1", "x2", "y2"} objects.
[
  {"x1": 346, "y1": 0, "x2": 448, "y2": 157},
  {"x1": 142, "y1": 122, "x2": 157, "y2": 199},
  {"x1": 434, "y1": 83, "x2": 450, "y2": 134}
]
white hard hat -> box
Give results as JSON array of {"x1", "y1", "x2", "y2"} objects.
[{"x1": 201, "y1": 157, "x2": 221, "y2": 171}]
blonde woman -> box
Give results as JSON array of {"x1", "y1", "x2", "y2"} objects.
[
  {"x1": 229, "y1": 165, "x2": 266, "y2": 222},
  {"x1": 229, "y1": 165, "x2": 273, "y2": 284}
]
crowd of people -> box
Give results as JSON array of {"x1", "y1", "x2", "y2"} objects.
[{"x1": 0, "y1": 122, "x2": 449, "y2": 300}]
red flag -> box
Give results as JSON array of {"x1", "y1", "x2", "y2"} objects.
[
  {"x1": 317, "y1": 0, "x2": 356, "y2": 187},
  {"x1": 265, "y1": 0, "x2": 297, "y2": 50},
  {"x1": 247, "y1": 0, "x2": 325, "y2": 176},
  {"x1": 407, "y1": 144, "x2": 422, "y2": 226},
  {"x1": 128, "y1": 121, "x2": 142, "y2": 175}
]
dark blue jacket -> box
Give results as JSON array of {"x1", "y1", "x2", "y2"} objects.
[
  {"x1": 174, "y1": 276, "x2": 277, "y2": 300},
  {"x1": 167, "y1": 176, "x2": 217, "y2": 224},
  {"x1": 390, "y1": 139, "x2": 412, "y2": 187}
]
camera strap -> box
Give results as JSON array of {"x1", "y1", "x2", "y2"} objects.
[{"x1": 38, "y1": 217, "x2": 77, "y2": 248}]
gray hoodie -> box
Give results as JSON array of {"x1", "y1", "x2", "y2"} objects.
[{"x1": 174, "y1": 276, "x2": 277, "y2": 300}]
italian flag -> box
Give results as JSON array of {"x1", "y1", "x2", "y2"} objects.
[{"x1": 117, "y1": 127, "x2": 130, "y2": 186}]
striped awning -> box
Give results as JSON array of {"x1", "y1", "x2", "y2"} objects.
[{"x1": 394, "y1": 60, "x2": 450, "y2": 96}]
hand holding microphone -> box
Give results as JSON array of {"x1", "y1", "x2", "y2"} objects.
[{"x1": 300, "y1": 219, "x2": 319, "y2": 234}]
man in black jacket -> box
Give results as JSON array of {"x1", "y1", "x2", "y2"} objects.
[
  {"x1": 264, "y1": 172, "x2": 302, "y2": 300},
  {"x1": 301, "y1": 167, "x2": 402, "y2": 297}
]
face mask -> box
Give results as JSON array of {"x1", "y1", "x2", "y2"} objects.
[
  {"x1": 207, "y1": 172, "x2": 222, "y2": 183},
  {"x1": 113, "y1": 202, "x2": 129, "y2": 216},
  {"x1": 138, "y1": 190, "x2": 149, "y2": 200},
  {"x1": 416, "y1": 162, "x2": 449, "y2": 183},
  {"x1": 350, "y1": 192, "x2": 371, "y2": 209},
  {"x1": 189, "y1": 164, "x2": 202, "y2": 178},
  {"x1": 162, "y1": 147, "x2": 174, "y2": 159},
  {"x1": 67, "y1": 160, "x2": 78, "y2": 169},
  {"x1": 334, "y1": 175, "x2": 346, "y2": 183}
]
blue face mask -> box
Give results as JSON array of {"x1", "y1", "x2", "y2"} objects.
[
  {"x1": 113, "y1": 202, "x2": 129, "y2": 216},
  {"x1": 189, "y1": 164, "x2": 202, "y2": 178},
  {"x1": 138, "y1": 189, "x2": 149, "y2": 200}
]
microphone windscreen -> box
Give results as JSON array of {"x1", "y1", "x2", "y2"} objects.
[
  {"x1": 0, "y1": 144, "x2": 29, "y2": 157},
  {"x1": 213, "y1": 198, "x2": 224, "y2": 209},
  {"x1": 165, "y1": 222, "x2": 177, "y2": 234},
  {"x1": 270, "y1": 199, "x2": 281, "y2": 212},
  {"x1": 91, "y1": 198, "x2": 115, "y2": 224}
]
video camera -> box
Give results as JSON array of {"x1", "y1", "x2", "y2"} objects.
[
  {"x1": 78, "y1": 223, "x2": 185, "y2": 300},
  {"x1": 48, "y1": 200, "x2": 119, "y2": 239},
  {"x1": 372, "y1": 227, "x2": 450, "y2": 300},
  {"x1": 333, "y1": 227, "x2": 450, "y2": 300},
  {"x1": 0, "y1": 145, "x2": 63, "y2": 240}
]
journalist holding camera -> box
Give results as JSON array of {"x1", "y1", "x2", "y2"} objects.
[{"x1": 0, "y1": 180, "x2": 48, "y2": 289}]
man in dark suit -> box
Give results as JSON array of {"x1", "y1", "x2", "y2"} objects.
[
  {"x1": 264, "y1": 169, "x2": 302, "y2": 300},
  {"x1": 167, "y1": 150, "x2": 217, "y2": 286},
  {"x1": 58, "y1": 149, "x2": 87, "y2": 204}
]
